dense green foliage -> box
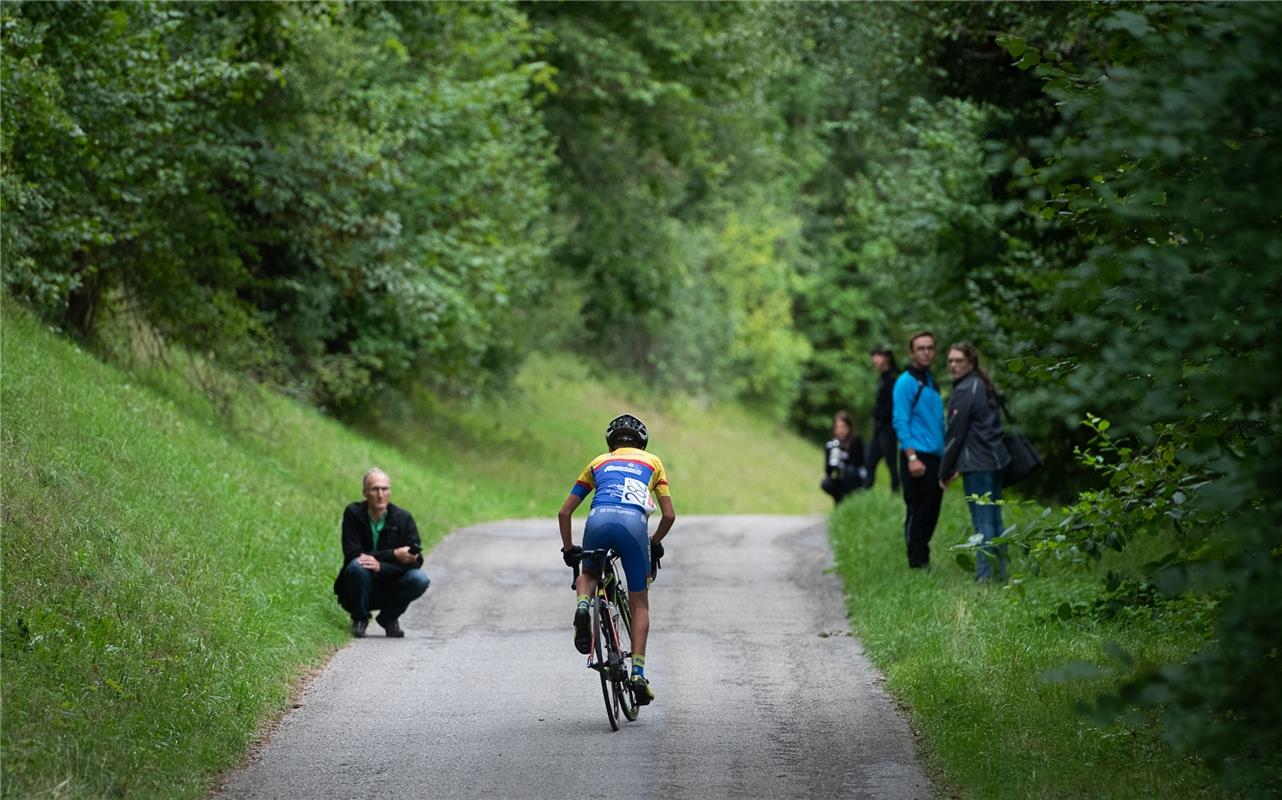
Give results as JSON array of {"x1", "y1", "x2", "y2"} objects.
[
  {"x1": 524, "y1": 2, "x2": 812, "y2": 416},
  {"x1": 785, "y1": 4, "x2": 1282, "y2": 790},
  {"x1": 984, "y1": 6, "x2": 1280, "y2": 791},
  {"x1": 3, "y1": 2, "x2": 557, "y2": 408},
  {"x1": 0, "y1": 301, "x2": 824, "y2": 798},
  {"x1": 3, "y1": 0, "x2": 1279, "y2": 792}
]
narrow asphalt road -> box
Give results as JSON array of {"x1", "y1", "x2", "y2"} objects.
[{"x1": 213, "y1": 515, "x2": 933, "y2": 800}]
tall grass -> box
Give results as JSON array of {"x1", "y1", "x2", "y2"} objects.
[
  {"x1": 829, "y1": 477, "x2": 1227, "y2": 800},
  {"x1": 0, "y1": 302, "x2": 825, "y2": 799}
]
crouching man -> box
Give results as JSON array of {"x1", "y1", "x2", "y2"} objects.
[{"x1": 333, "y1": 468, "x2": 430, "y2": 638}]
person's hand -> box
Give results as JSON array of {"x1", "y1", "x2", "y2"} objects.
[
  {"x1": 907, "y1": 458, "x2": 926, "y2": 478},
  {"x1": 562, "y1": 544, "x2": 583, "y2": 568},
  {"x1": 650, "y1": 539, "x2": 664, "y2": 573},
  {"x1": 357, "y1": 553, "x2": 381, "y2": 572},
  {"x1": 393, "y1": 546, "x2": 416, "y2": 564},
  {"x1": 649, "y1": 540, "x2": 664, "y2": 582}
]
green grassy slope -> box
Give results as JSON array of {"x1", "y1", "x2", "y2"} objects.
[
  {"x1": 829, "y1": 484, "x2": 1226, "y2": 800},
  {"x1": 0, "y1": 303, "x2": 825, "y2": 799},
  {"x1": 358, "y1": 353, "x2": 830, "y2": 519}
]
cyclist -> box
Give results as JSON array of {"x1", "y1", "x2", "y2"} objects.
[{"x1": 558, "y1": 413, "x2": 677, "y2": 705}]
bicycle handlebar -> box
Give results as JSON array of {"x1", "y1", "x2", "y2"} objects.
[{"x1": 569, "y1": 546, "x2": 662, "y2": 586}]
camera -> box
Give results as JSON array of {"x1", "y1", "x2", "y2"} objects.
[{"x1": 408, "y1": 544, "x2": 421, "y2": 556}]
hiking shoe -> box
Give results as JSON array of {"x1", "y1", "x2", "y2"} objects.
[
  {"x1": 376, "y1": 614, "x2": 404, "y2": 638},
  {"x1": 573, "y1": 607, "x2": 591, "y2": 654},
  {"x1": 630, "y1": 676, "x2": 654, "y2": 705},
  {"x1": 351, "y1": 617, "x2": 368, "y2": 638}
]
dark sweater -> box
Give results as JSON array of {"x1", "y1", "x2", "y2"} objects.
[
  {"x1": 332, "y1": 502, "x2": 424, "y2": 596},
  {"x1": 872, "y1": 369, "x2": 899, "y2": 431},
  {"x1": 941, "y1": 371, "x2": 1010, "y2": 477}
]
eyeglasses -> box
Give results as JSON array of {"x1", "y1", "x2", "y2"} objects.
[{"x1": 366, "y1": 486, "x2": 391, "y2": 493}]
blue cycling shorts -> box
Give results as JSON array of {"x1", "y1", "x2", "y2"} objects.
[{"x1": 582, "y1": 505, "x2": 651, "y2": 592}]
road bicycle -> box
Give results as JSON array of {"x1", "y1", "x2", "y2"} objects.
[{"x1": 574, "y1": 548, "x2": 638, "y2": 731}]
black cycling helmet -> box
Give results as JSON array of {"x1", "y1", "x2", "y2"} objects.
[{"x1": 605, "y1": 413, "x2": 648, "y2": 451}]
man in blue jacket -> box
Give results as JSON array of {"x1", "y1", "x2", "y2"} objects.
[{"x1": 892, "y1": 331, "x2": 945, "y2": 568}]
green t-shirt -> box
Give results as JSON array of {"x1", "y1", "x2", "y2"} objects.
[{"x1": 370, "y1": 513, "x2": 386, "y2": 550}]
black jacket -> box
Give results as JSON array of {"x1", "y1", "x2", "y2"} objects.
[
  {"x1": 824, "y1": 435, "x2": 867, "y2": 483},
  {"x1": 872, "y1": 369, "x2": 898, "y2": 431},
  {"x1": 332, "y1": 502, "x2": 424, "y2": 596},
  {"x1": 941, "y1": 371, "x2": 1010, "y2": 478}
]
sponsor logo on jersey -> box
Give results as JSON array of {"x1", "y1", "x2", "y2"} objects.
[{"x1": 602, "y1": 464, "x2": 644, "y2": 476}]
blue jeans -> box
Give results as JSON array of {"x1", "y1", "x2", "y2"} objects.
[
  {"x1": 339, "y1": 560, "x2": 430, "y2": 622},
  {"x1": 962, "y1": 470, "x2": 1007, "y2": 581}
]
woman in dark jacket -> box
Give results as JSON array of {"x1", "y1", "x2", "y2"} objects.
[
  {"x1": 821, "y1": 410, "x2": 867, "y2": 505},
  {"x1": 940, "y1": 343, "x2": 1010, "y2": 581}
]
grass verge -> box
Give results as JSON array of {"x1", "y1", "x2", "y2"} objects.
[
  {"x1": 829, "y1": 481, "x2": 1227, "y2": 800},
  {"x1": 0, "y1": 301, "x2": 824, "y2": 799}
]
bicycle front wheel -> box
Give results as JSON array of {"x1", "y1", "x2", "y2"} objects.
[
  {"x1": 613, "y1": 588, "x2": 638, "y2": 721},
  {"x1": 591, "y1": 595, "x2": 619, "y2": 731}
]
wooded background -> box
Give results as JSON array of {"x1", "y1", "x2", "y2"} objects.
[{"x1": 3, "y1": 2, "x2": 1278, "y2": 791}]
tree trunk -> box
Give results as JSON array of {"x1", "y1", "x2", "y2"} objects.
[{"x1": 66, "y1": 250, "x2": 102, "y2": 340}]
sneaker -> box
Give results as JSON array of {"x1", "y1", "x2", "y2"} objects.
[
  {"x1": 573, "y1": 607, "x2": 591, "y2": 654},
  {"x1": 375, "y1": 614, "x2": 405, "y2": 638},
  {"x1": 630, "y1": 675, "x2": 654, "y2": 705},
  {"x1": 351, "y1": 617, "x2": 368, "y2": 638}
]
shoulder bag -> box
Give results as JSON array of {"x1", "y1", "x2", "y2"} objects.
[{"x1": 999, "y1": 396, "x2": 1043, "y2": 487}]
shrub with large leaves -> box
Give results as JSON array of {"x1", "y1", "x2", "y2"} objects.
[
  {"x1": 2, "y1": 2, "x2": 558, "y2": 410},
  {"x1": 992, "y1": 3, "x2": 1282, "y2": 788}
]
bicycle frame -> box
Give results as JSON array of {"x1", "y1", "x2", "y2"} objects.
[{"x1": 574, "y1": 548, "x2": 638, "y2": 729}]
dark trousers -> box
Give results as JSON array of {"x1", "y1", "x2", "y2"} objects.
[
  {"x1": 821, "y1": 471, "x2": 861, "y2": 505},
  {"x1": 866, "y1": 427, "x2": 900, "y2": 492},
  {"x1": 339, "y1": 560, "x2": 430, "y2": 623},
  {"x1": 901, "y1": 452, "x2": 943, "y2": 568}
]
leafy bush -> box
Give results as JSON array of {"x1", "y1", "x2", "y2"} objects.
[
  {"x1": 993, "y1": 5, "x2": 1282, "y2": 789},
  {"x1": 1, "y1": 2, "x2": 558, "y2": 410}
]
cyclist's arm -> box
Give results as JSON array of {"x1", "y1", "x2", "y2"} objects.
[
  {"x1": 558, "y1": 494, "x2": 584, "y2": 550},
  {"x1": 651, "y1": 495, "x2": 676, "y2": 544}
]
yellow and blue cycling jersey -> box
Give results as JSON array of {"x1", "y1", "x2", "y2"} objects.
[
  {"x1": 572, "y1": 447, "x2": 670, "y2": 590},
  {"x1": 570, "y1": 447, "x2": 670, "y2": 515}
]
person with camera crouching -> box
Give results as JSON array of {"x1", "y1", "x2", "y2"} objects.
[
  {"x1": 333, "y1": 468, "x2": 430, "y2": 638},
  {"x1": 821, "y1": 410, "x2": 867, "y2": 505}
]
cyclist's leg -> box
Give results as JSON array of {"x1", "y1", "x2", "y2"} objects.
[
  {"x1": 574, "y1": 571, "x2": 600, "y2": 598},
  {"x1": 628, "y1": 589, "x2": 650, "y2": 658},
  {"x1": 603, "y1": 510, "x2": 657, "y2": 702},
  {"x1": 580, "y1": 512, "x2": 618, "y2": 600},
  {"x1": 625, "y1": 589, "x2": 655, "y2": 703},
  {"x1": 571, "y1": 567, "x2": 598, "y2": 655},
  {"x1": 577, "y1": 513, "x2": 619, "y2": 654}
]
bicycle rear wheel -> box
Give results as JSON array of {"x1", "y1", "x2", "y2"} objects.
[
  {"x1": 591, "y1": 594, "x2": 619, "y2": 731},
  {"x1": 612, "y1": 588, "x2": 638, "y2": 721}
]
